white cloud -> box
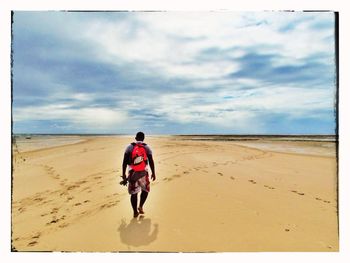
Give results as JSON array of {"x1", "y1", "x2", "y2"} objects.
[
  {"x1": 139, "y1": 84, "x2": 335, "y2": 129},
  {"x1": 14, "y1": 104, "x2": 129, "y2": 130},
  {"x1": 70, "y1": 93, "x2": 95, "y2": 102},
  {"x1": 225, "y1": 86, "x2": 335, "y2": 118},
  {"x1": 79, "y1": 11, "x2": 334, "y2": 88},
  {"x1": 160, "y1": 61, "x2": 240, "y2": 80}
]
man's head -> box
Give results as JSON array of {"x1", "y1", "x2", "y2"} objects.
[{"x1": 135, "y1": 131, "x2": 145, "y2": 141}]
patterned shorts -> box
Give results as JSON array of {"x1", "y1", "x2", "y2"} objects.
[{"x1": 128, "y1": 170, "x2": 150, "y2": 195}]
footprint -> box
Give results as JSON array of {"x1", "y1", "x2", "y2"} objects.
[
  {"x1": 74, "y1": 203, "x2": 82, "y2": 206},
  {"x1": 47, "y1": 218, "x2": 59, "y2": 225},
  {"x1": 291, "y1": 190, "x2": 305, "y2": 196},
  {"x1": 18, "y1": 207, "x2": 26, "y2": 213},
  {"x1": 100, "y1": 201, "x2": 119, "y2": 209},
  {"x1": 264, "y1": 185, "x2": 275, "y2": 190},
  {"x1": 67, "y1": 185, "x2": 79, "y2": 190},
  {"x1": 106, "y1": 201, "x2": 119, "y2": 208},
  {"x1": 217, "y1": 172, "x2": 223, "y2": 176},
  {"x1": 32, "y1": 233, "x2": 41, "y2": 239},
  {"x1": 50, "y1": 208, "x2": 59, "y2": 214},
  {"x1": 248, "y1": 179, "x2": 257, "y2": 184},
  {"x1": 27, "y1": 241, "x2": 38, "y2": 246},
  {"x1": 59, "y1": 223, "x2": 69, "y2": 228},
  {"x1": 77, "y1": 180, "x2": 87, "y2": 185},
  {"x1": 315, "y1": 197, "x2": 331, "y2": 203},
  {"x1": 230, "y1": 176, "x2": 235, "y2": 180},
  {"x1": 60, "y1": 191, "x2": 68, "y2": 197}
]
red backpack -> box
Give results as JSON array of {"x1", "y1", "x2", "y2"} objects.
[{"x1": 130, "y1": 142, "x2": 148, "y2": 171}]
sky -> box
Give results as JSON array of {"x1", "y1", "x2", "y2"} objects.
[{"x1": 12, "y1": 11, "x2": 337, "y2": 135}]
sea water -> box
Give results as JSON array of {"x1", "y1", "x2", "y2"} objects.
[{"x1": 12, "y1": 134, "x2": 86, "y2": 152}]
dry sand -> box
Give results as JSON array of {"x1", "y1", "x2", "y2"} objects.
[{"x1": 11, "y1": 135, "x2": 338, "y2": 252}]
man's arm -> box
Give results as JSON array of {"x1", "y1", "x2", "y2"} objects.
[
  {"x1": 122, "y1": 153, "x2": 129, "y2": 180},
  {"x1": 148, "y1": 154, "x2": 156, "y2": 181}
]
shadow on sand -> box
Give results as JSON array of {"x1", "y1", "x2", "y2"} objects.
[{"x1": 118, "y1": 216, "x2": 159, "y2": 247}]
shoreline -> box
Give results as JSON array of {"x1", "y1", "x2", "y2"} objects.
[
  {"x1": 12, "y1": 134, "x2": 338, "y2": 154},
  {"x1": 12, "y1": 134, "x2": 337, "y2": 157}
]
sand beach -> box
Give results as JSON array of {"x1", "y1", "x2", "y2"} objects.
[{"x1": 11, "y1": 135, "x2": 338, "y2": 252}]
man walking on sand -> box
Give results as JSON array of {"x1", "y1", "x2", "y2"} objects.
[{"x1": 121, "y1": 132, "x2": 156, "y2": 218}]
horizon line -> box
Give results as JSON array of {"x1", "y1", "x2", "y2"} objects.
[{"x1": 12, "y1": 133, "x2": 337, "y2": 137}]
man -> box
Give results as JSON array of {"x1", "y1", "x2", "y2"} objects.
[{"x1": 121, "y1": 132, "x2": 156, "y2": 218}]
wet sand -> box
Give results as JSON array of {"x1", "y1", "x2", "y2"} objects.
[{"x1": 11, "y1": 135, "x2": 338, "y2": 252}]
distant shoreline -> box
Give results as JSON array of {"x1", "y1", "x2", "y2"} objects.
[
  {"x1": 174, "y1": 134, "x2": 337, "y2": 142},
  {"x1": 12, "y1": 133, "x2": 337, "y2": 137},
  {"x1": 12, "y1": 133, "x2": 337, "y2": 142}
]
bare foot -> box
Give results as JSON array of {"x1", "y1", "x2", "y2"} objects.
[{"x1": 138, "y1": 207, "x2": 145, "y2": 214}]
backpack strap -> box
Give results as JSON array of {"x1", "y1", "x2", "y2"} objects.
[{"x1": 131, "y1": 142, "x2": 147, "y2": 146}]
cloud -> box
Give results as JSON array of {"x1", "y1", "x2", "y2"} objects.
[
  {"x1": 13, "y1": 103, "x2": 130, "y2": 132},
  {"x1": 229, "y1": 51, "x2": 335, "y2": 88},
  {"x1": 12, "y1": 11, "x2": 337, "y2": 134}
]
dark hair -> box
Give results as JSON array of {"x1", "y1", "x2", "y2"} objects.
[{"x1": 135, "y1": 131, "x2": 145, "y2": 141}]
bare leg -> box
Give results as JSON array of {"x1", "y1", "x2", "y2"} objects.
[
  {"x1": 131, "y1": 193, "x2": 139, "y2": 217},
  {"x1": 138, "y1": 191, "x2": 148, "y2": 214}
]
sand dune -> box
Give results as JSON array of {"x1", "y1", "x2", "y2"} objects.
[{"x1": 11, "y1": 136, "x2": 338, "y2": 252}]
